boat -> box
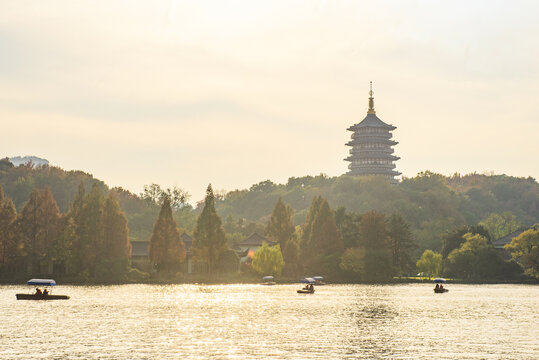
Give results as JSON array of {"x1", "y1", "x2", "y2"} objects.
[
  {"x1": 260, "y1": 276, "x2": 276, "y2": 285},
  {"x1": 16, "y1": 279, "x2": 70, "y2": 300},
  {"x1": 297, "y1": 277, "x2": 315, "y2": 294},
  {"x1": 313, "y1": 276, "x2": 326, "y2": 285},
  {"x1": 433, "y1": 278, "x2": 448, "y2": 294},
  {"x1": 434, "y1": 288, "x2": 449, "y2": 293}
]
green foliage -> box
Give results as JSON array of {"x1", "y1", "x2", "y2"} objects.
[
  {"x1": 140, "y1": 183, "x2": 190, "y2": 210},
  {"x1": 0, "y1": 185, "x2": 17, "y2": 267},
  {"x1": 441, "y1": 224, "x2": 491, "y2": 259},
  {"x1": 335, "y1": 207, "x2": 361, "y2": 249},
  {"x1": 416, "y1": 250, "x2": 442, "y2": 277},
  {"x1": 265, "y1": 197, "x2": 297, "y2": 275},
  {"x1": 94, "y1": 257, "x2": 130, "y2": 283},
  {"x1": 149, "y1": 197, "x2": 186, "y2": 274},
  {"x1": 479, "y1": 212, "x2": 522, "y2": 241},
  {"x1": 18, "y1": 187, "x2": 61, "y2": 272},
  {"x1": 447, "y1": 233, "x2": 519, "y2": 280},
  {"x1": 251, "y1": 242, "x2": 284, "y2": 276},
  {"x1": 193, "y1": 185, "x2": 228, "y2": 275},
  {"x1": 505, "y1": 228, "x2": 539, "y2": 278},
  {"x1": 102, "y1": 194, "x2": 131, "y2": 259},
  {"x1": 340, "y1": 247, "x2": 365, "y2": 278},
  {"x1": 386, "y1": 212, "x2": 417, "y2": 275},
  {"x1": 265, "y1": 197, "x2": 295, "y2": 249},
  {"x1": 214, "y1": 248, "x2": 240, "y2": 273},
  {"x1": 359, "y1": 210, "x2": 392, "y2": 281},
  {"x1": 300, "y1": 196, "x2": 343, "y2": 272},
  {"x1": 127, "y1": 267, "x2": 150, "y2": 282}
]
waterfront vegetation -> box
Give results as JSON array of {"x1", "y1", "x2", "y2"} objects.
[{"x1": 0, "y1": 158, "x2": 537, "y2": 284}]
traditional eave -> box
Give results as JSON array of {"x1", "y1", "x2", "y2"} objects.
[{"x1": 347, "y1": 114, "x2": 396, "y2": 131}]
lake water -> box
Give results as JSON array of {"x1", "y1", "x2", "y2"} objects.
[{"x1": 1, "y1": 284, "x2": 537, "y2": 359}]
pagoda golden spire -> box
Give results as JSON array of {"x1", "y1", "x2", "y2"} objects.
[{"x1": 367, "y1": 81, "x2": 376, "y2": 114}]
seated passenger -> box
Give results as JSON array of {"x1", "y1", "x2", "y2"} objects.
[
  {"x1": 43, "y1": 288, "x2": 49, "y2": 295},
  {"x1": 435, "y1": 284, "x2": 440, "y2": 290},
  {"x1": 35, "y1": 288, "x2": 42, "y2": 295}
]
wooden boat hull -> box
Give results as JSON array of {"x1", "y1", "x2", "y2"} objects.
[
  {"x1": 434, "y1": 288, "x2": 448, "y2": 293},
  {"x1": 297, "y1": 289, "x2": 315, "y2": 294},
  {"x1": 16, "y1": 294, "x2": 70, "y2": 300}
]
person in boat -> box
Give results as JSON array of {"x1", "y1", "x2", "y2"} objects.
[
  {"x1": 35, "y1": 288, "x2": 42, "y2": 295},
  {"x1": 43, "y1": 288, "x2": 49, "y2": 296},
  {"x1": 309, "y1": 284, "x2": 314, "y2": 291},
  {"x1": 435, "y1": 284, "x2": 440, "y2": 290},
  {"x1": 439, "y1": 284, "x2": 444, "y2": 290}
]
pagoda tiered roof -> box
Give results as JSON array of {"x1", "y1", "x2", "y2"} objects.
[{"x1": 347, "y1": 113, "x2": 396, "y2": 131}]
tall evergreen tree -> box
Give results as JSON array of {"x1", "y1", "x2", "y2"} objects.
[
  {"x1": 386, "y1": 212, "x2": 417, "y2": 275},
  {"x1": 102, "y1": 194, "x2": 131, "y2": 259},
  {"x1": 0, "y1": 186, "x2": 17, "y2": 266},
  {"x1": 265, "y1": 197, "x2": 295, "y2": 249},
  {"x1": 67, "y1": 182, "x2": 87, "y2": 276},
  {"x1": 70, "y1": 183, "x2": 105, "y2": 276},
  {"x1": 300, "y1": 196, "x2": 343, "y2": 272},
  {"x1": 193, "y1": 184, "x2": 227, "y2": 276},
  {"x1": 335, "y1": 207, "x2": 362, "y2": 249},
  {"x1": 18, "y1": 187, "x2": 60, "y2": 272},
  {"x1": 148, "y1": 197, "x2": 186, "y2": 273},
  {"x1": 358, "y1": 210, "x2": 392, "y2": 281},
  {"x1": 265, "y1": 197, "x2": 297, "y2": 275}
]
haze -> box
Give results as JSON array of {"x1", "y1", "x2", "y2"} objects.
[{"x1": 2, "y1": 0, "x2": 538, "y2": 202}]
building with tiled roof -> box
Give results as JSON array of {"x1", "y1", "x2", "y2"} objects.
[{"x1": 492, "y1": 225, "x2": 538, "y2": 259}]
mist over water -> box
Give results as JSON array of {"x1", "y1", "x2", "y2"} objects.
[{"x1": 1, "y1": 284, "x2": 537, "y2": 359}]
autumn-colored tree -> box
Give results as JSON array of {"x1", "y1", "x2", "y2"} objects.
[
  {"x1": 0, "y1": 186, "x2": 17, "y2": 266},
  {"x1": 252, "y1": 242, "x2": 284, "y2": 276},
  {"x1": 102, "y1": 194, "x2": 131, "y2": 259},
  {"x1": 68, "y1": 183, "x2": 105, "y2": 277},
  {"x1": 386, "y1": 212, "x2": 417, "y2": 275},
  {"x1": 18, "y1": 187, "x2": 61, "y2": 272},
  {"x1": 265, "y1": 197, "x2": 298, "y2": 275},
  {"x1": 505, "y1": 228, "x2": 539, "y2": 278},
  {"x1": 193, "y1": 185, "x2": 227, "y2": 276},
  {"x1": 149, "y1": 197, "x2": 186, "y2": 274}
]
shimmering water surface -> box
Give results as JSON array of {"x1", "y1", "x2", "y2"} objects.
[{"x1": 1, "y1": 284, "x2": 537, "y2": 359}]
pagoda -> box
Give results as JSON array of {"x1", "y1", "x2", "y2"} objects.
[{"x1": 345, "y1": 82, "x2": 400, "y2": 183}]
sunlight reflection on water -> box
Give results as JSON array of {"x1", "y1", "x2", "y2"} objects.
[{"x1": 1, "y1": 284, "x2": 538, "y2": 359}]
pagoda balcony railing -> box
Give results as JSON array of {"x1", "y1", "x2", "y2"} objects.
[
  {"x1": 349, "y1": 148, "x2": 395, "y2": 155},
  {"x1": 348, "y1": 162, "x2": 397, "y2": 169},
  {"x1": 352, "y1": 134, "x2": 393, "y2": 140}
]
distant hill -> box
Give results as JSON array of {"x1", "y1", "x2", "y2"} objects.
[{"x1": 9, "y1": 156, "x2": 49, "y2": 167}]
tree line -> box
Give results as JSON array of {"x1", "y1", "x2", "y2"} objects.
[
  {"x1": 1, "y1": 159, "x2": 537, "y2": 282},
  {"x1": 0, "y1": 183, "x2": 132, "y2": 282}
]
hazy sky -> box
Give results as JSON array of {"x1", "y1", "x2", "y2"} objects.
[{"x1": 2, "y1": 0, "x2": 538, "y2": 202}]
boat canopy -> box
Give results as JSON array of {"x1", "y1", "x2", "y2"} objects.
[
  {"x1": 313, "y1": 276, "x2": 324, "y2": 281},
  {"x1": 27, "y1": 279, "x2": 56, "y2": 286},
  {"x1": 262, "y1": 276, "x2": 274, "y2": 281},
  {"x1": 300, "y1": 278, "x2": 315, "y2": 284},
  {"x1": 433, "y1": 278, "x2": 447, "y2": 283}
]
